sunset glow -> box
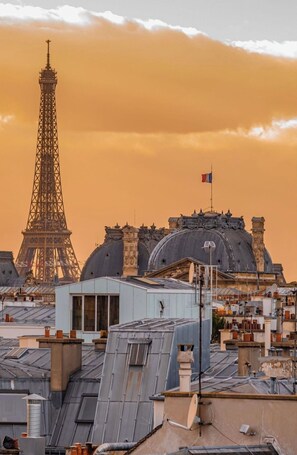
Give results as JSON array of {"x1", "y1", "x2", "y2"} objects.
[{"x1": 0, "y1": 3, "x2": 296, "y2": 280}]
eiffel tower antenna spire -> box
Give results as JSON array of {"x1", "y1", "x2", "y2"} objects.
[
  {"x1": 46, "y1": 39, "x2": 51, "y2": 68},
  {"x1": 16, "y1": 42, "x2": 81, "y2": 284}
]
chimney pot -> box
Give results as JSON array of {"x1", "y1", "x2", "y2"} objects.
[
  {"x1": 93, "y1": 337, "x2": 107, "y2": 351},
  {"x1": 75, "y1": 443, "x2": 82, "y2": 455},
  {"x1": 44, "y1": 326, "x2": 50, "y2": 337},
  {"x1": 70, "y1": 329, "x2": 77, "y2": 339},
  {"x1": 177, "y1": 344, "x2": 194, "y2": 392},
  {"x1": 56, "y1": 330, "x2": 63, "y2": 339}
]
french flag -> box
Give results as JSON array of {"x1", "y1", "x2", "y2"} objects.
[{"x1": 201, "y1": 172, "x2": 212, "y2": 183}]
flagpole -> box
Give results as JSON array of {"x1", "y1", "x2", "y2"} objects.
[{"x1": 210, "y1": 164, "x2": 213, "y2": 212}]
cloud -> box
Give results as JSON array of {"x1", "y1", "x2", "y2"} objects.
[
  {"x1": 229, "y1": 40, "x2": 297, "y2": 59},
  {"x1": 0, "y1": 113, "x2": 14, "y2": 127},
  {"x1": 248, "y1": 118, "x2": 297, "y2": 140},
  {"x1": 0, "y1": 3, "x2": 203, "y2": 35},
  {"x1": 1, "y1": 14, "x2": 297, "y2": 135},
  {"x1": 0, "y1": 6, "x2": 296, "y2": 281}
]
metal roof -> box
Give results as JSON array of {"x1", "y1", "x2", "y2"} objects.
[
  {"x1": 92, "y1": 318, "x2": 210, "y2": 445},
  {"x1": 80, "y1": 240, "x2": 151, "y2": 281},
  {"x1": 117, "y1": 277, "x2": 194, "y2": 290},
  {"x1": 0, "y1": 285, "x2": 55, "y2": 296},
  {"x1": 148, "y1": 226, "x2": 273, "y2": 274},
  {"x1": 190, "y1": 346, "x2": 296, "y2": 395},
  {"x1": 0, "y1": 340, "x2": 105, "y2": 449},
  {"x1": 0, "y1": 305, "x2": 55, "y2": 326},
  {"x1": 0, "y1": 252, "x2": 19, "y2": 286},
  {"x1": 112, "y1": 318, "x2": 199, "y2": 332}
]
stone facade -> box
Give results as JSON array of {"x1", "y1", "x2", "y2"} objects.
[
  {"x1": 122, "y1": 225, "x2": 139, "y2": 277},
  {"x1": 251, "y1": 216, "x2": 265, "y2": 272}
]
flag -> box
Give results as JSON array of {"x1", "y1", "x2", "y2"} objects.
[{"x1": 201, "y1": 172, "x2": 212, "y2": 183}]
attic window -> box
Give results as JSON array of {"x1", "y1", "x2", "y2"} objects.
[
  {"x1": 5, "y1": 348, "x2": 28, "y2": 359},
  {"x1": 76, "y1": 394, "x2": 97, "y2": 423},
  {"x1": 128, "y1": 340, "x2": 151, "y2": 366}
]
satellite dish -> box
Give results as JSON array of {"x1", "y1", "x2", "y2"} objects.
[
  {"x1": 189, "y1": 263, "x2": 195, "y2": 284},
  {"x1": 187, "y1": 393, "x2": 198, "y2": 429},
  {"x1": 167, "y1": 393, "x2": 199, "y2": 430}
]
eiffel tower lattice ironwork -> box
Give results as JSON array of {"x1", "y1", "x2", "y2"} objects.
[{"x1": 16, "y1": 41, "x2": 81, "y2": 284}]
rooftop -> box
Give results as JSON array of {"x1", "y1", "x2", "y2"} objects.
[{"x1": 0, "y1": 305, "x2": 55, "y2": 326}]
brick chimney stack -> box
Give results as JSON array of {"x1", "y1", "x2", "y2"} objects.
[
  {"x1": 122, "y1": 225, "x2": 139, "y2": 277},
  {"x1": 37, "y1": 330, "x2": 82, "y2": 393},
  {"x1": 251, "y1": 217, "x2": 265, "y2": 272}
]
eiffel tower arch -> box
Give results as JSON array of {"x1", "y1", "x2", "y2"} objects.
[{"x1": 16, "y1": 41, "x2": 81, "y2": 284}]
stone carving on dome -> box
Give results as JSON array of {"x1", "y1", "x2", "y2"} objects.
[
  {"x1": 176, "y1": 211, "x2": 245, "y2": 231},
  {"x1": 138, "y1": 225, "x2": 167, "y2": 253},
  {"x1": 104, "y1": 225, "x2": 123, "y2": 242}
]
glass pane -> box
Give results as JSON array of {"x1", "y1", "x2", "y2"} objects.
[
  {"x1": 72, "y1": 296, "x2": 82, "y2": 330},
  {"x1": 109, "y1": 295, "x2": 119, "y2": 326},
  {"x1": 84, "y1": 295, "x2": 95, "y2": 331},
  {"x1": 76, "y1": 396, "x2": 97, "y2": 423},
  {"x1": 97, "y1": 295, "x2": 108, "y2": 331}
]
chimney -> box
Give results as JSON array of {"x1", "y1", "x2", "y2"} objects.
[
  {"x1": 37, "y1": 330, "x2": 82, "y2": 393},
  {"x1": 264, "y1": 318, "x2": 271, "y2": 356},
  {"x1": 177, "y1": 344, "x2": 194, "y2": 392},
  {"x1": 93, "y1": 331, "x2": 108, "y2": 351},
  {"x1": 122, "y1": 225, "x2": 139, "y2": 277},
  {"x1": 251, "y1": 217, "x2": 265, "y2": 272},
  {"x1": 237, "y1": 341, "x2": 264, "y2": 376},
  {"x1": 20, "y1": 394, "x2": 46, "y2": 455}
]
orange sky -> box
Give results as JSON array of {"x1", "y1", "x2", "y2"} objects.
[{"x1": 0, "y1": 17, "x2": 296, "y2": 281}]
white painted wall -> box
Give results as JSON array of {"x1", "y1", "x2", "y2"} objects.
[{"x1": 55, "y1": 277, "x2": 210, "y2": 342}]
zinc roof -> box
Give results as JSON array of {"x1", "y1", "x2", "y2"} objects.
[{"x1": 0, "y1": 305, "x2": 55, "y2": 326}]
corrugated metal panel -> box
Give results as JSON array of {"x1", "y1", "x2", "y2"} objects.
[
  {"x1": 118, "y1": 402, "x2": 138, "y2": 441},
  {"x1": 133, "y1": 402, "x2": 153, "y2": 442},
  {"x1": 93, "y1": 319, "x2": 207, "y2": 445},
  {"x1": 0, "y1": 305, "x2": 55, "y2": 325},
  {"x1": 103, "y1": 402, "x2": 123, "y2": 442}
]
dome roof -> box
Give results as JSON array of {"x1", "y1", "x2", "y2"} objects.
[
  {"x1": 148, "y1": 212, "x2": 273, "y2": 274},
  {"x1": 0, "y1": 251, "x2": 19, "y2": 286},
  {"x1": 81, "y1": 240, "x2": 150, "y2": 280}
]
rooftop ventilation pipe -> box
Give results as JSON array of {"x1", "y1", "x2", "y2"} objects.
[
  {"x1": 275, "y1": 293, "x2": 283, "y2": 335},
  {"x1": 265, "y1": 318, "x2": 271, "y2": 356},
  {"x1": 177, "y1": 344, "x2": 194, "y2": 392},
  {"x1": 93, "y1": 442, "x2": 136, "y2": 454},
  {"x1": 23, "y1": 394, "x2": 46, "y2": 437}
]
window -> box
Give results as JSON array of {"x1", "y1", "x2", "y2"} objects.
[
  {"x1": 84, "y1": 295, "x2": 95, "y2": 331},
  {"x1": 97, "y1": 295, "x2": 108, "y2": 331},
  {"x1": 109, "y1": 295, "x2": 119, "y2": 326},
  {"x1": 72, "y1": 296, "x2": 82, "y2": 330},
  {"x1": 76, "y1": 394, "x2": 97, "y2": 423},
  {"x1": 72, "y1": 294, "x2": 120, "y2": 332},
  {"x1": 5, "y1": 348, "x2": 28, "y2": 359},
  {"x1": 128, "y1": 340, "x2": 151, "y2": 366}
]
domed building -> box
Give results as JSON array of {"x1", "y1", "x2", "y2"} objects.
[
  {"x1": 148, "y1": 210, "x2": 272, "y2": 273},
  {"x1": 81, "y1": 210, "x2": 285, "y2": 290},
  {"x1": 81, "y1": 224, "x2": 167, "y2": 280},
  {"x1": 147, "y1": 210, "x2": 285, "y2": 290}
]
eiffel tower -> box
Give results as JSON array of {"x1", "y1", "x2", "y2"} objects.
[{"x1": 16, "y1": 41, "x2": 81, "y2": 284}]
